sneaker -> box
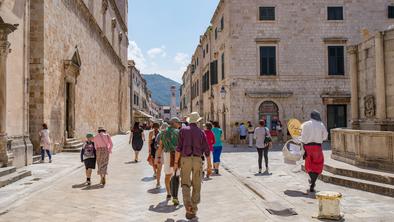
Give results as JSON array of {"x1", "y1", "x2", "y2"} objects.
[
  {"x1": 172, "y1": 198, "x2": 179, "y2": 206},
  {"x1": 166, "y1": 194, "x2": 172, "y2": 199},
  {"x1": 258, "y1": 169, "x2": 262, "y2": 174}
]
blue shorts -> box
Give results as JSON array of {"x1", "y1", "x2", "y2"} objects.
[{"x1": 213, "y1": 146, "x2": 223, "y2": 163}]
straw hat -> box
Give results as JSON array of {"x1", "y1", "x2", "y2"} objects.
[
  {"x1": 187, "y1": 112, "x2": 203, "y2": 124},
  {"x1": 98, "y1": 126, "x2": 106, "y2": 132}
]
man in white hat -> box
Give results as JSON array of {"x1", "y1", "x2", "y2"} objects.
[{"x1": 174, "y1": 112, "x2": 211, "y2": 220}]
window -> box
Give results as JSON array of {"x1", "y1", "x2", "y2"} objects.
[
  {"x1": 203, "y1": 49, "x2": 206, "y2": 58},
  {"x1": 215, "y1": 27, "x2": 218, "y2": 40},
  {"x1": 259, "y1": 46, "x2": 276, "y2": 75},
  {"x1": 210, "y1": 60, "x2": 218, "y2": 85},
  {"x1": 389, "y1": 6, "x2": 394, "y2": 18},
  {"x1": 206, "y1": 44, "x2": 209, "y2": 53},
  {"x1": 221, "y1": 53, "x2": 225, "y2": 80},
  {"x1": 220, "y1": 16, "x2": 224, "y2": 30},
  {"x1": 259, "y1": 7, "x2": 275, "y2": 21},
  {"x1": 197, "y1": 57, "x2": 199, "y2": 66},
  {"x1": 327, "y1": 7, "x2": 343, "y2": 20},
  {"x1": 328, "y1": 46, "x2": 345, "y2": 75},
  {"x1": 202, "y1": 72, "x2": 210, "y2": 92}
]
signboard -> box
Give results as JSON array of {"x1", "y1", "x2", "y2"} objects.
[{"x1": 287, "y1": 118, "x2": 302, "y2": 138}]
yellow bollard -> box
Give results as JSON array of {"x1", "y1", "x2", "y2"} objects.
[{"x1": 315, "y1": 191, "x2": 343, "y2": 220}]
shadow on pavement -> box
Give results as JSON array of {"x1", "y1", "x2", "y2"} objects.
[
  {"x1": 82, "y1": 184, "x2": 104, "y2": 190},
  {"x1": 141, "y1": 176, "x2": 155, "y2": 182},
  {"x1": 254, "y1": 172, "x2": 273, "y2": 176},
  {"x1": 283, "y1": 190, "x2": 316, "y2": 199},
  {"x1": 124, "y1": 161, "x2": 138, "y2": 164},
  {"x1": 148, "y1": 200, "x2": 183, "y2": 213},
  {"x1": 147, "y1": 187, "x2": 166, "y2": 194},
  {"x1": 72, "y1": 183, "x2": 87, "y2": 189}
]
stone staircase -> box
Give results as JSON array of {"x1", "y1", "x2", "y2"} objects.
[
  {"x1": 319, "y1": 158, "x2": 394, "y2": 197},
  {"x1": 62, "y1": 138, "x2": 83, "y2": 153},
  {"x1": 0, "y1": 166, "x2": 31, "y2": 188}
]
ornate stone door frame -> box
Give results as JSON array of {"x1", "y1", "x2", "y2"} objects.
[{"x1": 63, "y1": 48, "x2": 81, "y2": 140}]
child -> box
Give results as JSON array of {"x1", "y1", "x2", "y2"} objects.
[{"x1": 80, "y1": 133, "x2": 96, "y2": 185}]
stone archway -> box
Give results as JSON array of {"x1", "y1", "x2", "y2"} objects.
[
  {"x1": 258, "y1": 101, "x2": 280, "y2": 136},
  {"x1": 63, "y1": 48, "x2": 81, "y2": 139}
]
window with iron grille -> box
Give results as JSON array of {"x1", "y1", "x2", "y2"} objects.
[
  {"x1": 327, "y1": 6, "x2": 343, "y2": 20},
  {"x1": 259, "y1": 7, "x2": 275, "y2": 21},
  {"x1": 259, "y1": 46, "x2": 276, "y2": 75}
]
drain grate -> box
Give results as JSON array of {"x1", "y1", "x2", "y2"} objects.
[{"x1": 266, "y1": 208, "x2": 298, "y2": 216}]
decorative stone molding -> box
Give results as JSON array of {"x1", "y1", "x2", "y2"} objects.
[
  {"x1": 364, "y1": 95, "x2": 375, "y2": 118},
  {"x1": 118, "y1": 32, "x2": 123, "y2": 41},
  {"x1": 255, "y1": 38, "x2": 280, "y2": 44},
  {"x1": 323, "y1": 37, "x2": 348, "y2": 44},
  {"x1": 111, "y1": 17, "x2": 117, "y2": 29},
  {"x1": 102, "y1": 0, "x2": 108, "y2": 12},
  {"x1": 246, "y1": 91, "x2": 293, "y2": 98},
  {"x1": 347, "y1": 45, "x2": 358, "y2": 54}
]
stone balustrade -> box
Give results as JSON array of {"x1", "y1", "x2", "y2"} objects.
[{"x1": 331, "y1": 128, "x2": 394, "y2": 171}]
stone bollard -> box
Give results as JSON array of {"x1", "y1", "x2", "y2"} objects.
[{"x1": 316, "y1": 191, "x2": 343, "y2": 220}]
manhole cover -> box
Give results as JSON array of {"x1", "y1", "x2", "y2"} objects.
[{"x1": 266, "y1": 208, "x2": 298, "y2": 216}]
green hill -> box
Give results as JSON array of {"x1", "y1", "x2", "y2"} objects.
[{"x1": 142, "y1": 74, "x2": 180, "y2": 106}]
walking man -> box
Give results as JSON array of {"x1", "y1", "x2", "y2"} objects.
[
  {"x1": 174, "y1": 112, "x2": 211, "y2": 220},
  {"x1": 301, "y1": 110, "x2": 328, "y2": 193},
  {"x1": 157, "y1": 117, "x2": 181, "y2": 204}
]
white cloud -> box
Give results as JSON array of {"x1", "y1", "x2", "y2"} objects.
[
  {"x1": 128, "y1": 40, "x2": 146, "y2": 69},
  {"x1": 147, "y1": 46, "x2": 167, "y2": 58},
  {"x1": 174, "y1": 52, "x2": 190, "y2": 66}
]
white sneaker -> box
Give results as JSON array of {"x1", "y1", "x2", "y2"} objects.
[{"x1": 156, "y1": 184, "x2": 161, "y2": 189}]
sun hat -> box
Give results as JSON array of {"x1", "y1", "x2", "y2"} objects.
[
  {"x1": 98, "y1": 126, "x2": 106, "y2": 132},
  {"x1": 160, "y1": 122, "x2": 169, "y2": 131},
  {"x1": 186, "y1": 112, "x2": 203, "y2": 124},
  {"x1": 86, "y1": 133, "x2": 94, "y2": 138}
]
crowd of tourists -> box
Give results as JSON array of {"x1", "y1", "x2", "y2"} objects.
[{"x1": 37, "y1": 109, "x2": 327, "y2": 220}]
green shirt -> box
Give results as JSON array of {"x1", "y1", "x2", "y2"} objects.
[{"x1": 160, "y1": 127, "x2": 179, "y2": 152}]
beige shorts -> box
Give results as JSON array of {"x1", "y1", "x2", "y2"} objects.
[{"x1": 163, "y1": 152, "x2": 173, "y2": 175}]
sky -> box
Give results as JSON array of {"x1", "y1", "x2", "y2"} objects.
[{"x1": 127, "y1": 0, "x2": 220, "y2": 83}]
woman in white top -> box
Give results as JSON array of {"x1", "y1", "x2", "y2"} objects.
[
  {"x1": 39, "y1": 123, "x2": 52, "y2": 163},
  {"x1": 254, "y1": 120, "x2": 272, "y2": 173}
]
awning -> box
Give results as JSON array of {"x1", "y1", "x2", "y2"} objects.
[{"x1": 134, "y1": 110, "x2": 153, "y2": 119}]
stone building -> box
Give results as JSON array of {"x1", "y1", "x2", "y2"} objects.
[
  {"x1": 0, "y1": 0, "x2": 130, "y2": 167},
  {"x1": 331, "y1": 28, "x2": 394, "y2": 171},
  {"x1": 129, "y1": 60, "x2": 153, "y2": 124},
  {"x1": 180, "y1": 65, "x2": 192, "y2": 118},
  {"x1": 181, "y1": 0, "x2": 394, "y2": 140}
]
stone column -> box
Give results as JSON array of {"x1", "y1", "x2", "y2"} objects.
[
  {"x1": 348, "y1": 46, "x2": 359, "y2": 124},
  {"x1": 375, "y1": 31, "x2": 386, "y2": 120},
  {"x1": 0, "y1": 18, "x2": 18, "y2": 167}
]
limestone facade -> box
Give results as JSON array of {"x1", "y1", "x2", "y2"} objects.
[
  {"x1": 0, "y1": 0, "x2": 130, "y2": 165},
  {"x1": 181, "y1": 0, "x2": 394, "y2": 140},
  {"x1": 348, "y1": 28, "x2": 394, "y2": 131},
  {"x1": 129, "y1": 60, "x2": 152, "y2": 124}
]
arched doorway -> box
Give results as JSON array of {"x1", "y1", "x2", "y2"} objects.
[{"x1": 258, "y1": 101, "x2": 279, "y2": 136}]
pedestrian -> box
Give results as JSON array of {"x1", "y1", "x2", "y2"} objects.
[
  {"x1": 212, "y1": 121, "x2": 223, "y2": 175},
  {"x1": 129, "y1": 122, "x2": 145, "y2": 162},
  {"x1": 247, "y1": 121, "x2": 254, "y2": 147},
  {"x1": 93, "y1": 127, "x2": 113, "y2": 186},
  {"x1": 239, "y1": 123, "x2": 247, "y2": 144},
  {"x1": 80, "y1": 133, "x2": 96, "y2": 186},
  {"x1": 254, "y1": 120, "x2": 272, "y2": 174},
  {"x1": 148, "y1": 122, "x2": 160, "y2": 178},
  {"x1": 39, "y1": 123, "x2": 52, "y2": 163},
  {"x1": 155, "y1": 122, "x2": 168, "y2": 189},
  {"x1": 203, "y1": 122, "x2": 215, "y2": 178},
  {"x1": 232, "y1": 122, "x2": 240, "y2": 147},
  {"x1": 157, "y1": 117, "x2": 181, "y2": 205},
  {"x1": 174, "y1": 112, "x2": 212, "y2": 220},
  {"x1": 301, "y1": 110, "x2": 328, "y2": 193}
]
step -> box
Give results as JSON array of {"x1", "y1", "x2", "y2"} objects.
[
  {"x1": 63, "y1": 143, "x2": 83, "y2": 148},
  {"x1": 324, "y1": 159, "x2": 394, "y2": 185},
  {"x1": 32, "y1": 155, "x2": 41, "y2": 163},
  {"x1": 0, "y1": 169, "x2": 32, "y2": 188},
  {"x1": 320, "y1": 171, "x2": 394, "y2": 197},
  {"x1": 65, "y1": 140, "x2": 83, "y2": 146},
  {"x1": 0, "y1": 167, "x2": 16, "y2": 177}
]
